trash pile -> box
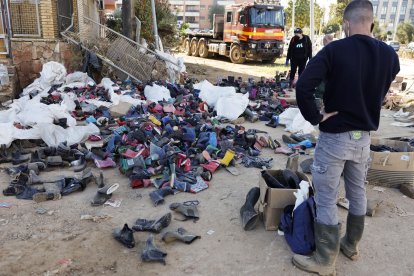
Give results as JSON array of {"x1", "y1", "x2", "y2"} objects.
[
  {"x1": 0, "y1": 61, "x2": 322, "y2": 264},
  {"x1": 0, "y1": 63, "x2": 318, "y2": 200}
]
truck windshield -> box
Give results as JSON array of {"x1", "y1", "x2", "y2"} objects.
[{"x1": 250, "y1": 7, "x2": 284, "y2": 28}]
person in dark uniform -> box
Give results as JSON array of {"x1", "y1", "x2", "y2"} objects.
[{"x1": 286, "y1": 28, "x2": 312, "y2": 88}]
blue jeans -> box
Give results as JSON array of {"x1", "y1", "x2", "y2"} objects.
[{"x1": 312, "y1": 131, "x2": 371, "y2": 225}]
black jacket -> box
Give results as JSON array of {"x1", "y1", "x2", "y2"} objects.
[
  {"x1": 287, "y1": 35, "x2": 312, "y2": 61},
  {"x1": 296, "y1": 34, "x2": 400, "y2": 133}
]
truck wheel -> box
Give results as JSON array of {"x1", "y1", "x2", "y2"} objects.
[
  {"x1": 190, "y1": 38, "x2": 199, "y2": 57},
  {"x1": 263, "y1": 57, "x2": 277, "y2": 64},
  {"x1": 184, "y1": 39, "x2": 191, "y2": 56},
  {"x1": 230, "y1": 45, "x2": 246, "y2": 64},
  {"x1": 198, "y1": 39, "x2": 209, "y2": 58}
]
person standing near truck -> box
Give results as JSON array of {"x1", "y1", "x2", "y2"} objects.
[{"x1": 286, "y1": 28, "x2": 313, "y2": 88}]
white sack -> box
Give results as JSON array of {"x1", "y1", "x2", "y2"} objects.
[
  {"x1": 215, "y1": 93, "x2": 249, "y2": 120},
  {"x1": 144, "y1": 84, "x2": 171, "y2": 102},
  {"x1": 195, "y1": 80, "x2": 236, "y2": 107}
]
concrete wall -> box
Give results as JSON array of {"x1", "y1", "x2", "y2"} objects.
[{"x1": 11, "y1": 39, "x2": 82, "y2": 89}]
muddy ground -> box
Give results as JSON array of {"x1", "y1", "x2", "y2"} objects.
[{"x1": 1, "y1": 56, "x2": 414, "y2": 276}]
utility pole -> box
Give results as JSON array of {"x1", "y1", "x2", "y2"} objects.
[
  {"x1": 150, "y1": 0, "x2": 160, "y2": 50},
  {"x1": 310, "y1": 0, "x2": 314, "y2": 43}
]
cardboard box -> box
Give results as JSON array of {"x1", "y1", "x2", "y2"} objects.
[
  {"x1": 258, "y1": 170, "x2": 297, "y2": 231},
  {"x1": 367, "y1": 138, "x2": 414, "y2": 188}
]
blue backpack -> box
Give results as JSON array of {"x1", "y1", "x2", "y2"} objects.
[{"x1": 280, "y1": 196, "x2": 316, "y2": 255}]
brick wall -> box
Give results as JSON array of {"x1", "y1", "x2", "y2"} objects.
[
  {"x1": 39, "y1": 0, "x2": 57, "y2": 39},
  {"x1": 11, "y1": 40, "x2": 82, "y2": 89}
]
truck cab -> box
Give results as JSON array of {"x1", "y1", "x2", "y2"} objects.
[
  {"x1": 183, "y1": 1, "x2": 285, "y2": 64},
  {"x1": 223, "y1": 2, "x2": 285, "y2": 63}
]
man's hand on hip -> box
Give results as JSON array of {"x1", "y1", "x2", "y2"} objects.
[{"x1": 320, "y1": 109, "x2": 338, "y2": 123}]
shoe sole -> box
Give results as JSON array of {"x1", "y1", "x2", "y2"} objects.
[{"x1": 292, "y1": 257, "x2": 336, "y2": 276}]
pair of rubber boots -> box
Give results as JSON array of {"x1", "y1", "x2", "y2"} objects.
[{"x1": 292, "y1": 214, "x2": 365, "y2": 276}]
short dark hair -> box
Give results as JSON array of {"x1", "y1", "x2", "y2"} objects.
[{"x1": 343, "y1": 0, "x2": 373, "y2": 23}]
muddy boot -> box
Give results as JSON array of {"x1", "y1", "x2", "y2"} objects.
[
  {"x1": 113, "y1": 224, "x2": 135, "y2": 248},
  {"x1": 149, "y1": 186, "x2": 174, "y2": 206},
  {"x1": 243, "y1": 108, "x2": 258, "y2": 123},
  {"x1": 286, "y1": 153, "x2": 299, "y2": 172},
  {"x1": 292, "y1": 222, "x2": 341, "y2": 276},
  {"x1": 96, "y1": 170, "x2": 105, "y2": 188},
  {"x1": 132, "y1": 213, "x2": 172, "y2": 233},
  {"x1": 12, "y1": 151, "x2": 31, "y2": 165},
  {"x1": 161, "y1": 228, "x2": 201, "y2": 244},
  {"x1": 91, "y1": 183, "x2": 119, "y2": 206},
  {"x1": 79, "y1": 168, "x2": 96, "y2": 187},
  {"x1": 141, "y1": 235, "x2": 167, "y2": 265},
  {"x1": 70, "y1": 156, "x2": 86, "y2": 172},
  {"x1": 340, "y1": 214, "x2": 364, "y2": 261},
  {"x1": 28, "y1": 170, "x2": 43, "y2": 185},
  {"x1": 33, "y1": 180, "x2": 63, "y2": 203},
  {"x1": 169, "y1": 202, "x2": 200, "y2": 221},
  {"x1": 240, "y1": 187, "x2": 260, "y2": 231}
]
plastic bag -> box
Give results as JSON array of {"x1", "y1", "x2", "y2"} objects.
[
  {"x1": 195, "y1": 80, "x2": 236, "y2": 107},
  {"x1": 144, "y1": 84, "x2": 171, "y2": 102},
  {"x1": 279, "y1": 108, "x2": 315, "y2": 134},
  {"x1": 215, "y1": 93, "x2": 249, "y2": 120}
]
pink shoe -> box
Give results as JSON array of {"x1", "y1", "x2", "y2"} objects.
[{"x1": 94, "y1": 158, "x2": 116, "y2": 168}]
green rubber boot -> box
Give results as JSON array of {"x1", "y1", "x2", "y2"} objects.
[
  {"x1": 340, "y1": 213, "x2": 365, "y2": 261},
  {"x1": 292, "y1": 222, "x2": 341, "y2": 276}
]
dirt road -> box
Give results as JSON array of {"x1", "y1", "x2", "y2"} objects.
[{"x1": 0, "y1": 57, "x2": 414, "y2": 276}]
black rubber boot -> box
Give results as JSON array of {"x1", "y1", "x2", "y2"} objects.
[
  {"x1": 340, "y1": 214, "x2": 365, "y2": 261},
  {"x1": 283, "y1": 169, "x2": 301, "y2": 189},
  {"x1": 149, "y1": 186, "x2": 174, "y2": 206},
  {"x1": 91, "y1": 183, "x2": 119, "y2": 206},
  {"x1": 293, "y1": 222, "x2": 341, "y2": 276},
  {"x1": 113, "y1": 224, "x2": 135, "y2": 248},
  {"x1": 141, "y1": 235, "x2": 167, "y2": 265},
  {"x1": 161, "y1": 228, "x2": 201, "y2": 244},
  {"x1": 70, "y1": 156, "x2": 86, "y2": 172},
  {"x1": 132, "y1": 213, "x2": 172, "y2": 233},
  {"x1": 240, "y1": 187, "x2": 260, "y2": 231},
  {"x1": 261, "y1": 170, "x2": 287, "y2": 189},
  {"x1": 169, "y1": 203, "x2": 200, "y2": 221}
]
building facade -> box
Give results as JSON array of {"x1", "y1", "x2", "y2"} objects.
[
  {"x1": 372, "y1": 0, "x2": 414, "y2": 34},
  {"x1": 169, "y1": 0, "x2": 248, "y2": 30}
]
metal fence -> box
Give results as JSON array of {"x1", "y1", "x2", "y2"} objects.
[
  {"x1": 9, "y1": 0, "x2": 41, "y2": 37},
  {"x1": 61, "y1": 16, "x2": 178, "y2": 82}
]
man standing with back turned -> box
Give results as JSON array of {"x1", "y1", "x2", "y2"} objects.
[{"x1": 294, "y1": 1, "x2": 400, "y2": 275}]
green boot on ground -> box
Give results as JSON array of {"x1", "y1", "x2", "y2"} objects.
[
  {"x1": 340, "y1": 213, "x2": 365, "y2": 261},
  {"x1": 292, "y1": 222, "x2": 341, "y2": 276}
]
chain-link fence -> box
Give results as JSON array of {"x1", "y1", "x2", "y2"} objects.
[
  {"x1": 10, "y1": 0, "x2": 41, "y2": 37},
  {"x1": 61, "y1": 16, "x2": 178, "y2": 82}
]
